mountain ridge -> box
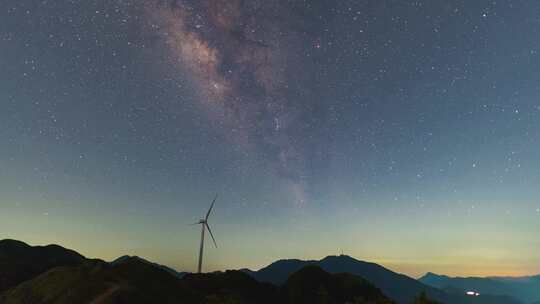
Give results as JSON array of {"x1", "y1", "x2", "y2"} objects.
[
  {"x1": 0, "y1": 240, "x2": 397, "y2": 304},
  {"x1": 0, "y1": 239, "x2": 87, "y2": 293},
  {"x1": 419, "y1": 272, "x2": 540, "y2": 304},
  {"x1": 110, "y1": 255, "x2": 185, "y2": 278},
  {"x1": 0, "y1": 239, "x2": 525, "y2": 304},
  {"x1": 242, "y1": 254, "x2": 522, "y2": 304}
]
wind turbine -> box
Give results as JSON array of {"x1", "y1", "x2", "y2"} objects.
[{"x1": 193, "y1": 194, "x2": 218, "y2": 273}]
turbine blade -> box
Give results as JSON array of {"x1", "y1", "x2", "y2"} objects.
[
  {"x1": 205, "y1": 223, "x2": 217, "y2": 248},
  {"x1": 190, "y1": 222, "x2": 200, "y2": 225},
  {"x1": 205, "y1": 194, "x2": 218, "y2": 220}
]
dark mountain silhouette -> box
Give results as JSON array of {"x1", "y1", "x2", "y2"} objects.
[
  {"x1": 237, "y1": 268, "x2": 257, "y2": 277},
  {"x1": 0, "y1": 257, "x2": 198, "y2": 304},
  {"x1": 413, "y1": 291, "x2": 442, "y2": 304},
  {"x1": 282, "y1": 265, "x2": 394, "y2": 304},
  {"x1": 420, "y1": 272, "x2": 540, "y2": 304},
  {"x1": 0, "y1": 239, "x2": 86, "y2": 293},
  {"x1": 0, "y1": 239, "x2": 524, "y2": 304},
  {"x1": 111, "y1": 255, "x2": 185, "y2": 278},
  {"x1": 181, "y1": 270, "x2": 278, "y2": 304},
  {"x1": 0, "y1": 261, "x2": 394, "y2": 304},
  {"x1": 0, "y1": 255, "x2": 394, "y2": 303},
  {"x1": 0, "y1": 239, "x2": 397, "y2": 304},
  {"x1": 243, "y1": 255, "x2": 522, "y2": 304}
]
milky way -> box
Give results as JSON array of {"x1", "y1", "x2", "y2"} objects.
[
  {"x1": 4, "y1": 0, "x2": 540, "y2": 276},
  {"x1": 147, "y1": 0, "x2": 329, "y2": 204}
]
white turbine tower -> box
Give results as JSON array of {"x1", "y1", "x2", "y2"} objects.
[{"x1": 193, "y1": 194, "x2": 218, "y2": 273}]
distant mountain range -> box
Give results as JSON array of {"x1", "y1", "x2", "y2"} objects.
[
  {"x1": 241, "y1": 255, "x2": 522, "y2": 304},
  {"x1": 420, "y1": 272, "x2": 540, "y2": 304},
  {"x1": 0, "y1": 239, "x2": 530, "y2": 304}
]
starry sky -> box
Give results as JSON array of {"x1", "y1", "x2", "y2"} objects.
[{"x1": 1, "y1": 0, "x2": 540, "y2": 278}]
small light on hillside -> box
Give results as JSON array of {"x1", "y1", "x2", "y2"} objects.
[{"x1": 466, "y1": 291, "x2": 480, "y2": 296}]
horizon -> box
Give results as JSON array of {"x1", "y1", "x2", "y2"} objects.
[
  {"x1": 3, "y1": 237, "x2": 539, "y2": 279},
  {"x1": 2, "y1": 0, "x2": 540, "y2": 281}
]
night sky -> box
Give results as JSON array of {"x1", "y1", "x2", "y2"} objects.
[{"x1": 1, "y1": 0, "x2": 540, "y2": 278}]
